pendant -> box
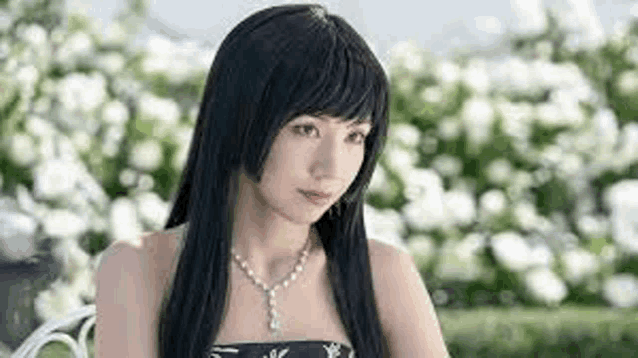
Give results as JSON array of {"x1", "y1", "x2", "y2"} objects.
[
  {"x1": 270, "y1": 319, "x2": 281, "y2": 337},
  {"x1": 270, "y1": 318, "x2": 281, "y2": 331}
]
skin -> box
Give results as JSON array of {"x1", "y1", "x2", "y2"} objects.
[{"x1": 229, "y1": 114, "x2": 372, "y2": 283}]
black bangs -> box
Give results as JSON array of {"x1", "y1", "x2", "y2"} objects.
[{"x1": 275, "y1": 16, "x2": 383, "y2": 129}]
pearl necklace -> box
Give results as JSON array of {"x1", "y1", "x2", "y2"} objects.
[{"x1": 230, "y1": 235, "x2": 312, "y2": 337}]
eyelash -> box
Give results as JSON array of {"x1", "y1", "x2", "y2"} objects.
[{"x1": 293, "y1": 124, "x2": 367, "y2": 145}]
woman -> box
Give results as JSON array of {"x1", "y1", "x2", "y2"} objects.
[{"x1": 96, "y1": 3, "x2": 449, "y2": 358}]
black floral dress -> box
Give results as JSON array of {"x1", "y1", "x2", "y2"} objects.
[{"x1": 208, "y1": 340, "x2": 356, "y2": 358}]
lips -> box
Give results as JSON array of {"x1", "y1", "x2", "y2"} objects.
[{"x1": 298, "y1": 189, "x2": 332, "y2": 199}]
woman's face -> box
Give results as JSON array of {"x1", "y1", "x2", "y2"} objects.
[{"x1": 249, "y1": 114, "x2": 372, "y2": 222}]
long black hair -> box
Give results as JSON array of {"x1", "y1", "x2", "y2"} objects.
[{"x1": 157, "y1": 4, "x2": 390, "y2": 357}]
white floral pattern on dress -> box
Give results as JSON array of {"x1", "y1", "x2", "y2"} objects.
[
  {"x1": 322, "y1": 342, "x2": 342, "y2": 358},
  {"x1": 210, "y1": 346, "x2": 240, "y2": 357},
  {"x1": 208, "y1": 341, "x2": 355, "y2": 357},
  {"x1": 263, "y1": 346, "x2": 290, "y2": 358}
]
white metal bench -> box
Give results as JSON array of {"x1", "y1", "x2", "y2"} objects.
[{"x1": 11, "y1": 304, "x2": 96, "y2": 358}]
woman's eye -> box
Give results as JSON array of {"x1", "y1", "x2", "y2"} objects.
[
  {"x1": 293, "y1": 124, "x2": 366, "y2": 144},
  {"x1": 295, "y1": 125, "x2": 317, "y2": 137}
]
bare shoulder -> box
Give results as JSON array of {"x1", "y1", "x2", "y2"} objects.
[
  {"x1": 367, "y1": 237, "x2": 450, "y2": 358},
  {"x1": 141, "y1": 225, "x2": 188, "y2": 291},
  {"x1": 368, "y1": 237, "x2": 409, "y2": 258},
  {"x1": 97, "y1": 225, "x2": 186, "y2": 295}
]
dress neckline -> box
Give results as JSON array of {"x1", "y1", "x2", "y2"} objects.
[{"x1": 212, "y1": 339, "x2": 354, "y2": 350}]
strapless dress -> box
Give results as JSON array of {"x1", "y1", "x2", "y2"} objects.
[{"x1": 208, "y1": 339, "x2": 356, "y2": 358}]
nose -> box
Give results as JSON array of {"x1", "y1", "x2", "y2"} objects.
[{"x1": 311, "y1": 134, "x2": 348, "y2": 178}]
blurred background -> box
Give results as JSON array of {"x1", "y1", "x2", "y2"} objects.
[{"x1": 1, "y1": 0, "x2": 638, "y2": 356}]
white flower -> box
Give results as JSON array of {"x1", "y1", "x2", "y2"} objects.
[
  {"x1": 491, "y1": 56, "x2": 533, "y2": 94},
  {"x1": 591, "y1": 107, "x2": 619, "y2": 149},
  {"x1": 7, "y1": 133, "x2": 37, "y2": 167},
  {"x1": 444, "y1": 189, "x2": 476, "y2": 227},
  {"x1": 19, "y1": 23, "x2": 47, "y2": 49},
  {"x1": 101, "y1": 124, "x2": 126, "y2": 158},
  {"x1": 513, "y1": 201, "x2": 538, "y2": 231},
  {"x1": 171, "y1": 144, "x2": 190, "y2": 172},
  {"x1": 129, "y1": 139, "x2": 163, "y2": 172},
  {"x1": 462, "y1": 58, "x2": 490, "y2": 95},
  {"x1": 402, "y1": 195, "x2": 448, "y2": 231},
  {"x1": 576, "y1": 214, "x2": 610, "y2": 240},
  {"x1": 485, "y1": 158, "x2": 513, "y2": 186},
  {"x1": 57, "y1": 72, "x2": 107, "y2": 112},
  {"x1": 70, "y1": 130, "x2": 93, "y2": 153},
  {"x1": 364, "y1": 207, "x2": 407, "y2": 248},
  {"x1": 368, "y1": 165, "x2": 389, "y2": 195},
  {"x1": 617, "y1": 122, "x2": 638, "y2": 164},
  {"x1": 137, "y1": 92, "x2": 181, "y2": 132},
  {"x1": 146, "y1": 34, "x2": 174, "y2": 57},
  {"x1": 134, "y1": 191, "x2": 170, "y2": 230},
  {"x1": 101, "y1": 99, "x2": 130, "y2": 125},
  {"x1": 539, "y1": 144, "x2": 563, "y2": 167},
  {"x1": 389, "y1": 123, "x2": 421, "y2": 148},
  {"x1": 407, "y1": 235, "x2": 437, "y2": 269},
  {"x1": 557, "y1": 153, "x2": 584, "y2": 179},
  {"x1": 536, "y1": 103, "x2": 566, "y2": 128},
  {"x1": 25, "y1": 114, "x2": 57, "y2": 138},
  {"x1": 383, "y1": 146, "x2": 418, "y2": 178},
  {"x1": 479, "y1": 189, "x2": 507, "y2": 217},
  {"x1": 0, "y1": 211, "x2": 38, "y2": 261},
  {"x1": 15, "y1": 184, "x2": 36, "y2": 215},
  {"x1": 434, "y1": 239, "x2": 484, "y2": 282},
  {"x1": 33, "y1": 159, "x2": 79, "y2": 200},
  {"x1": 529, "y1": 244, "x2": 554, "y2": 268},
  {"x1": 33, "y1": 279, "x2": 85, "y2": 332},
  {"x1": 535, "y1": 40, "x2": 553, "y2": 60},
  {"x1": 43, "y1": 209, "x2": 88, "y2": 240},
  {"x1": 119, "y1": 168, "x2": 138, "y2": 187},
  {"x1": 56, "y1": 133, "x2": 80, "y2": 162},
  {"x1": 142, "y1": 54, "x2": 170, "y2": 76},
  {"x1": 605, "y1": 180, "x2": 638, "y2": 254},
  {"x1": 496, "y1": 100, "x2": 533, "y2": 141},
  {"x1": 68, "y1": 266, "x2": 96, "y2": 301},
  {"x1": 52, "y1": 238, "x2": 91, "y2": 281},
  {"x1": 389, "y1": 40, "x2": 425, "y2": 74},
  {"x1": 560, "y1": 248, "x2": 600, "y2": 286},
  {"x1": 403, "y1": 168, "x2": 443, "y2": 202},
  {"x1": 95, "y1": 52, "x2": 125, "y2": 75},
  {"x1": 457, "y1": 232, "x2": 487, "y2": 258},
  {"x1": 138, "y1": 174, "x2": 155, "y2": 191},
  {"x1": 461, "y1": 96, "x2": 495, "y2": 150},
  {"x1": 15, "y1": 64, "x2": 39, "y2": 95},
  {"x1": 0, "y1": 9, "x2": 13, "y2": 32},
  {"x1": 491, "y1": 231, "x2": 533, "y2": 272},
  {"x1": 524, "y1": 267, "x2": 568, "y2": 307},
  {"x1": 431, "y1": 154, "x2": 463, "y2": 178},
  {"x1": 109, "y1": 197, "x2": 144, "y2": 245},
  {"x1": 420, "y1": 86, "x2": 443, "y2": 103},
  {"x1": 102, "y1": 21, "x2": 128, "y2": 47},
  {"x1": 437, "y1": 116, "x2": 462, "y2": 140},
  {"x1": 54, "y1": 31, "x2": 94, "y2": 69},
  {"x1": 616, "y1": 70, "x2": 638, "y2": 96},
  {"x1": 435, "y1": 61, "x2": 461, "y2": 85},
  {"x1": 602, "y1": 274, "x2": 638, "y2": 308}
]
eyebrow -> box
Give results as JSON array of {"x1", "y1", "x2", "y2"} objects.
[{"x1": 315, "y1": 115, "x2": 372, "y2": 127}]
